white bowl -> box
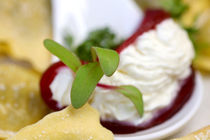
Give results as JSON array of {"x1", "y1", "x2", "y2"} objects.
[{"x1": 115, "y1": 73, "x2": 203, "y2": 140}]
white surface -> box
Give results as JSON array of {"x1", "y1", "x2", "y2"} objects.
[
  {"x1": 52, "y1": 0, "x2": 142, "y2": 46},
  {"x1": 114, "y1": 73, "x2": 203, "y2": 140},
  {"x1": 52, "y1": 0, "x2": 142, "y2": 62},
  {"x1": 92, "y1": 19, "x2": 194, "y2": 125}
]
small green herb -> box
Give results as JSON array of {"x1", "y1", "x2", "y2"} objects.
[
  {"x1": 64, "y1": 27, "x2": 122, "y2": 62},
  {"x1": 161, "y1": 0, "x2": 188, "y2": 18},
  {"x1": 116, "y1": 85, "x2": 144, "y2": 117},
  {"x1": 71, "y1": 48, "x2": 119, "y2": 108},
  {"x1": 44, "y1": 39, "x2": 144, "y2": 116},
  {"x1": 44, "y1": 39, "x2": 81, "y2": 72},
  {"x1": 71, "y1": 62, "x2": 104, "y2": 108},
  {"x1": 91, "y1": 47, "x2": 119, "y2": 76}
]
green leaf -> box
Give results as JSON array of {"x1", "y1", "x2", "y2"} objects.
[
  {"x1": 71, "y1": 62, "x2": 104, "y2": 108},
  {"x1": 116, "y1": 85, "x2": 144, "y2": 117},
  {"x1": 44, "y1": 39, "x2": 81, "y2": 72},
  {"x1": 91, "y1": 47, "x2": 119, "y2": 76}
]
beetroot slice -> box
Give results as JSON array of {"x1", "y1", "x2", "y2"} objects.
[
  {"x1": 116, "y1": 9, "x2": 170, "y2": 53},
  {"x1": 101, "y1": 69, "x2": 195, "y2": 134},
  {"x1": 40, "y1": 61, "x2": 68, "y2": 111}
]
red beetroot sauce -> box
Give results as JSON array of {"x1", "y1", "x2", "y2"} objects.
[{"x1": 100, "y1": 69, "x2": 195, "y2": 134}]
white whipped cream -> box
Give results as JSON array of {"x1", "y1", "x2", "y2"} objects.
[
  {"x1": 50, "y1": 67, "x2": 74, "y2": 108},
  {"x1": 50, "y1": 19, "x2": 194, "y2": 125},
  {"x1": 91, "y1": 19, "x2": 194, "y2": 124}
]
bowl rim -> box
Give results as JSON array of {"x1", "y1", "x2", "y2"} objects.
[{"x1": 114, "y1": 72, "x2": 203, "y2": 140}]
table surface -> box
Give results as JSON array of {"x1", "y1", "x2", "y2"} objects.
[{"x1": 169, "y1": 75, "x2": 210, "y2": 139}]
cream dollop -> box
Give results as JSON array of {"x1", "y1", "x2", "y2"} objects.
[
  {"x1": 50, "y1": 67, "x2": 74, "y2": 107},
  {"x1": 91, "y1": 19, "x2": 194, "y2": 124}
]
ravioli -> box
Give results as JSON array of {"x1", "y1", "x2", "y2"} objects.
[
  {"x1": 0, "y1": 0, "x2": 52, "y2": 72},
  {"x1": 9, "y1": 104, "x2": 114, "y2": 140},
  {"x1": 0, "y1": 60, "x2": 50, "y2": 139}
]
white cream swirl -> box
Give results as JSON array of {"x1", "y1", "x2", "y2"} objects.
[
  {"x1": 91, "y1": 19, "x2": 194, "y2": 124},
  {"x1": 50, "y1": 68, "x2": 74, "y2": 108}
]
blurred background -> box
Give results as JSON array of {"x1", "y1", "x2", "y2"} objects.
[
  {"x1": 0, "y1": 0, "x2": 52, "y2": 72},
  {"x1": 136, "y1": 0, "x2": 210, "y2": 74},
  {"x1": 0, "y1": 0, "x2": 210, "y2": 73},
  {"x1": 0, "y1": 0, "x2": 209, "y2": 139}
]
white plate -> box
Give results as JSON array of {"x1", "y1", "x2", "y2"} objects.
[{"x1": 115, "y1": 73, "x2": 203, "y2": 140}]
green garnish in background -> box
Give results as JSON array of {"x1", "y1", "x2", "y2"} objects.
[
  {"x1": 161, "y1": 0, "x2": 188, "y2": 18},
  {"x1": 44, "y1": 39, "x2": 144, "y2": 117},
  {"x1": 160, "y1": 0, "x2": 200, "y2": 55},
  {"x1": 64, "y1": 34, "x2": 74, "y2": 50},
  {"x1": 64, "y1": 27, "x2": 122, "y2": 62},
  {"x1": 184, "y1": 27, "x2": 199, "y2": 53}
]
